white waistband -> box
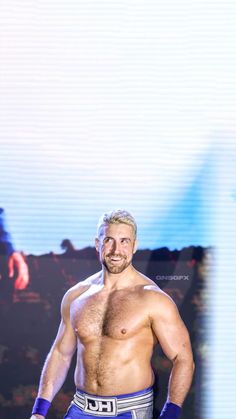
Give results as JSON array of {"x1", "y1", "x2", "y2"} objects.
[{"x1": 72, "y1": 388, "x2": 153, "y2": 416}]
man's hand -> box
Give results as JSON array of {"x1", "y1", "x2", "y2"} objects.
[
  {"x1": 8, "y1": 251, "x2": 29, "y2": 290},
  {"x1": 30, "y1": 415, "x2": 45, "y2": 419}
]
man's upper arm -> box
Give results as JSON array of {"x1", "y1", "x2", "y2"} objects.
[
  {"x1": 150, "y1": 291, "x2": 193, "y2": 363},
  {"x1": 50, "y1": 290, "x2": 77, "y2": 359}
]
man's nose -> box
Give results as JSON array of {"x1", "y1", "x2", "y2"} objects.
[{"x1": 111, "y1": 240, "x2": 120, "y2": 253}]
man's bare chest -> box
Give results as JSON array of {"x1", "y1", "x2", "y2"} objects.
[{"x1": 70, "y1": 288, "x2": 149, "y2": 341}]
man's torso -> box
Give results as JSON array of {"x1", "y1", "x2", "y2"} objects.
[{"x1": 70, "y1": 274, "x2": 158, "y2": 395}]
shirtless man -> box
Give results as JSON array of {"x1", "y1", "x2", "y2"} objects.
[{"x1": 31, "y1": 210, "x2": 194, "y2": 419}]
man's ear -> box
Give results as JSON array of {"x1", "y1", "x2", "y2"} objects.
[
  {"x1": 95, "y1": 237, "x2": 99, "y2": 252},
  {"x1": 133, "y1": 239, "x2": 138, "y2": 254}
]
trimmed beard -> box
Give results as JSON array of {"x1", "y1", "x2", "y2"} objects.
[{"x1": 102, "y1": 254, "x2": 131, "y2": 274}]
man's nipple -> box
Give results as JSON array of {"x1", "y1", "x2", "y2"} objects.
[{"x1": 121, "y1": 328, "x2": 127, "y2": 334}]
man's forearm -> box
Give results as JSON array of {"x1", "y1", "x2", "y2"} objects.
[
  {"x1": 37, "y1": 347, "x2": 72, "y2": 401},
  {"x1": 167, "y1": 357, "x2": 195, "y2": 407}
]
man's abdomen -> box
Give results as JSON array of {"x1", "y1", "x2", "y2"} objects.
[{"x1": 74, "y1": 339, "x2": 154, "y2": 396}]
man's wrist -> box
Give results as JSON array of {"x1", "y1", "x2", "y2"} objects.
[
  {"x1": 32, "y1": 397, "x2": 51, "y2": 417},
  {"x1": 158, "y1": 401, "x2": 181, "y2": 418}
]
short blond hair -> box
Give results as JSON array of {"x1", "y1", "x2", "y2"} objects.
[{"x1": 97, "y1": 209, "x2": 137, "y2": 239}]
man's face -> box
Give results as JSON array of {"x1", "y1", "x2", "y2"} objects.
[{"x1": 95, "y1": 223, "x2": 137, "y2": 274}]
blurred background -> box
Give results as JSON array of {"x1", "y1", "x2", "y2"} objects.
[{"x1": 0, "y1": 1, "x2": 235, "y2": 418}]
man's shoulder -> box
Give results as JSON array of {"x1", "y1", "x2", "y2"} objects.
[
  {"x1": 136, "y1": 273, "x2": 175, "y2": 306},
  {"x1": 134, "y1": 272, "x2": 161, "y2": 294},
  {"x1": 62, "y1": 272, "x2": 102, "y2": 304}
]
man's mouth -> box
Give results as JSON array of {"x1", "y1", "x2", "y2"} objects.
[{"x1": 108, "y1": 256, "x2": 123, "y2": 262}]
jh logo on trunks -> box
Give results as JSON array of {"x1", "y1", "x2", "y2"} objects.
[{"x1": 84, "y1": 396, "x2": 117, "y2": 416}]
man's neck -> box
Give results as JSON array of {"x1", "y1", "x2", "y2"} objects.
[{"x1": 101, "y1": 265, "x2": 137, "y2": 290}]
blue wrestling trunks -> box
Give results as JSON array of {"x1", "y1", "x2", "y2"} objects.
[{"x1": 64, "y1": 387, "x2": 153, "y2": 419}]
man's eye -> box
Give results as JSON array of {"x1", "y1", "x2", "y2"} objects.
[{"x1": 104, "y1": 238, "x2": 112, "y2": 243}]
